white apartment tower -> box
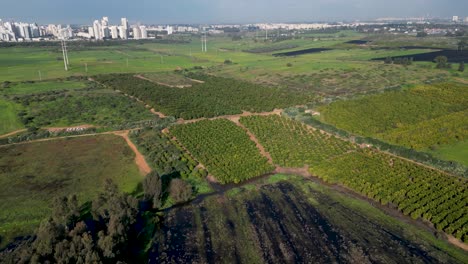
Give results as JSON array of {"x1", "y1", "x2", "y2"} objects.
[
  {"x1": 452, "y1": 16, "x2": 459, "y2": 22},
  {"x1": 133, "y1": 26, "x2": 141, "y2": 39},
  {"x1": 110, "y1": 26, "x2": 119, "y2": 39},
  {"x1": 93, "y1": 20, "x2": 102, "y2": 40},
  {"x1": 140, "y1": 26, "x2": 148, "y2": 39},
  {"x1": 118, "y1": 26, "x2": 128, "y2": 39}
]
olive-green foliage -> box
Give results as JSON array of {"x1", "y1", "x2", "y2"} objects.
[
  {"x1": 310, "y1": 149, "x2": 468, "y2": 243},
  {"x1": 95, "y1": 73, "x2": 312, "y2": 119},
  {"x1": 319, "y1": 83, "x2": 468, "y2": 150},
  {"x1": 383, "y1": 110, "x2": 468, "y2": 150},
  {"x1": 2, "y1": 180, "x2": 142, "y2": 263},
  {"x1": 11, "y1": 88, "x2": 155, "y2": 129},
  {"x1": 240, "y1": 115, "x2": 354, "y2": 167},
  {"x1": 170, "y1": 119, "x2": 274, "y2": 184},
  {"x1": 143, "y1": 172, "x2": 163, "y2": 208},
  {"x1": 131, "y1": 129, "x2": 207, "y2": 179},
  {"x1": 169, "y1": 178, "x2": 193, "y2": 204}
]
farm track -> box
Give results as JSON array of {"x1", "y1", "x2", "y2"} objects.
[
  {"x1": 0, "y1": 129, "x2": 27, "y2": 138},
  {"x1": 134, "y1": 74, "x2": 192, "y2": 88},
  {"x1": 113, "y1": 130, "x2": 151, "y2": 176}
]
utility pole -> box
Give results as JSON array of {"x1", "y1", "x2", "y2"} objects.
[
  {"x1": 265, "y1": 29, "x2": 268, "y2": 40},
  {"x1": 126, "y1": 58, "x2": 129, "y2": 67},
  {"x1": 61, "y1": 40, "x2": 68, "y2": 71},
  {"x1": 160, "y1": 55, "x2": 164, "y2": 64},
  {"x1": 38, "y1": 70, "x2": 42, "y2": 81},
  {"x1": 205, "y1": 33, "x2": 208, "y2": 52},
  {"x1": 63, "y1": 40, "x2": 69, "y2": 66},
  {"x1": 85, "y1": 63, "x2": 88, "y2": 73}
]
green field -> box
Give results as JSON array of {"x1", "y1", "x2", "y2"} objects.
[
  {"x1": 430, "y1": 141, "x2": 468, "y2": 166},
  {"x1": 2, "y1": 80, "x2": 87, "y2": 95},
  {"x1": 317, "y1": 83, "x2": 468, "y2": 163},
  {"x1": 0, "y1": 98, "x2": 24, "y2": 135},
  {"x1": 0, "y1": 134, "x2": 143, "y2": 247}
]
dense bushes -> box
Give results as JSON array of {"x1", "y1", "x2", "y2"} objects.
[
  {"x1": 170, "y1": 119, "x2": 274, "y2": 183},
  {"x1": 95, "y1": 73, "x2": 311, "y2": 119},
  {"x1": 310, "y1": 150, "x2": 468, "y2": 243},
  {"x1": 11, "y1": 89, "x2": 156, "y2": 129}
]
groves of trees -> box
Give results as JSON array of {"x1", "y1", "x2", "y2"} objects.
[
  {"x1": 9, "y1": 88, "x2": 156, "y2": 130},
  {"x1": 286, "y1": 112, "x2": 467, "y2": 177},
  {"x1": 318, "y1": 83, "x2": 468, "y2": 151},
  {"x1": 240, "y1": 115, "x2": 468, "y2": 242},
  {"x1": 243, "y1": 43, "x2": 300, "y2": 53},
  {"x1": 0, "y1": 180, "x2": 159, "y2": 263},
  {"x1": 130, "y1": 129, "x2": 207, "y2": 200},
  {"x1": 310, "y1": 150, "x2": 468, "y2": 243},
  {"x1": 240, "y1": 115, "x2": 354, "y2": 167},
  {"x1": 170, "y1": 119, "x2": 274, "y2": 184},
  {"x1": 94, "y1": 73, "x2": 312, "y2": 119}
]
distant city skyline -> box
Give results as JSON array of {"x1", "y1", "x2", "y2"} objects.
[{"x1": 1, "y1": 0, "x2": 468, "y2": 25}]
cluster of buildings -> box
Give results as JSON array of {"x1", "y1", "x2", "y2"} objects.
[
  {"x1": 81, "y1": 17, "x2": 136, "y2": 40},
  {"x1": 0, "y1": 19, "x2": 74, "y2": 41},
  {"x1": 452, "y1": 16, "x2": 468, "y2": 23}
]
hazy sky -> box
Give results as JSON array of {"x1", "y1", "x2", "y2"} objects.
[{"x1": 1, "y1": 0, "x2": 467, "y2": 25}]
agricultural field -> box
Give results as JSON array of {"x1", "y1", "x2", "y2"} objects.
[
  {"x1": 240, "y1": 115, "x2": 354, "y2": 167},
  {"x1": 0, "y1": 134, "x2": 143, "y2": 247},
  {"x1": 95, "y1": 73, "x2": 311, "y2": 119},
  {"x1": 152, "y1": 177, "x2": 467, "y2": 263},
  {"x1": 310, "y1": 149, "x2": 468, "y2": 243},
  {"x1": 170, "y1": 119, "x2": 274, "y2": 183},
  {"x1": 317, "y1": 82, "x2": 468, "y2": 163},
  {"x1": 240, "y1": 115, "x2": 468, "y2": 242},
  {"x1": 130, "y1": 129, "x2": 212, "y2": 196}
]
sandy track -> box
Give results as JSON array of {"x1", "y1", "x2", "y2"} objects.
[
  {"x1": 113, "y1": 130, "x2": 151, "y2": 176},
  {"x1": 0, "y1": 129, "x2": 27, "y2": 139}
]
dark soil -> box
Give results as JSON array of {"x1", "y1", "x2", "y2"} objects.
[
  {"x1": 151, "y1": 181, "x2": 464, "y2": 263},
  {"x1": 373, "y1": 49, "x2": 468, "y2": 62},
  {"x1": 273, "y1": 48, "x2": 332, "y2": 57},
  {"x1": 345, "y1": 40, "x2": 370, "y2": 45}
]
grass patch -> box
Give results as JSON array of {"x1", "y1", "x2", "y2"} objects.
[
  {"x1": 2, "y1": 80, "x2": 87, "y2": 95},
  {"x1": 430, "y1": 141, "x2": 468, "y2": 166},
  {"x1": 0, "y1": 97, "x2": 24, "y2": 135},
  {"x1": 0, "y1": 134, "x2": 143, "y2": 248}
]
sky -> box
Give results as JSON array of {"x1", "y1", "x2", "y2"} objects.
[{"x1": 0, "y1": 0, "x2": 467, "y2": 25}]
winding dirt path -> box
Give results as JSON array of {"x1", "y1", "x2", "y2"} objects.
[
  {"x1": 113, "y1": 130, "x2": 151, "y2": 176},
  {"x1": 177, "y1": 109, "x2": 283, "y2": 125},
  {"x1": 134, "y1": 74, "x2": 192, "y2": 88},
  {"x1": 0, "y1": 129, "x2": 27, "y2": 139}
]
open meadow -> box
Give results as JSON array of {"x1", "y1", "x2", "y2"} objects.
[{"x1": 0, "y1": 134, "x2": 143, "y2": 248}]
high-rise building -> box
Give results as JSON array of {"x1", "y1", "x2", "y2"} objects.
[
  {"x1": 465, "y1": 17, "x2": 468, "y2": 23},
  {"x1": 118, "y1": 26, "x2": 128, "y2": 39},
  {"x1": 18, "y1": 23, "x2": 31, "y2": 39},
  {"x1": 93, "y1": 20, "x2": 102, "y2": 40},
  {"x1": 140, "y1": 26, "x2": 148, "y2": 39},
  {"x1": 110, "y1": 26, "x2": 119, "y2": 39},
  {"x1": 121, "y1": 18, "x2": 129, "y2": 30},
  {"x1": 452, "y1": 16, "x2": 459, "y2": 22},
  {"x1": 102, "y1": 27, "x2": 110, "y2": 38},
  {"x1": 133, "y1": 26, "x2": 141, "y2": 39},
  {"x1": 88, "y1": 27, "x2": 95, "y2": 38},
  {"x1": 102, "y1": 17, "x2": 109, "y2": 27}
]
